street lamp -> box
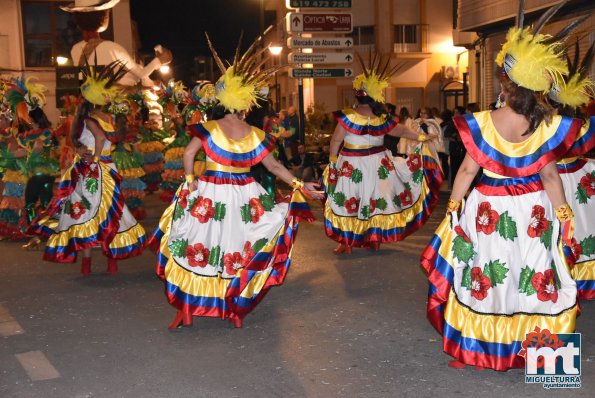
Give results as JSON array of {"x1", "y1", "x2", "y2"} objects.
[
  {"x1": 268, "y1": 45, "x2": 283, "y2": 112},
  {"x1": 159, "y1": 65, "x2": 171, "y2": 75},
  {"x1": 56, "y1": 56, "x2": 69, "y2": 66}
]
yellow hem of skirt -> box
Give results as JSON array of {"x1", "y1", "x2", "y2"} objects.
[
  {"x1": 109, "y1": 222, "x2": 146, "y2": 250},
  {"x1": 444, "y1": 290, "x2": 577, "y2": 344},
  {"x1": 324, "y1": 179, "x2": 431, "y2": 234},
  {"x1": 571, "y1": 259, "x2": 595, "y2": 281}
]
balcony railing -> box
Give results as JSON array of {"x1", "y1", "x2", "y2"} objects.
[{"x1": 393, "y1": 24, "x2": 429, "y2": 53}]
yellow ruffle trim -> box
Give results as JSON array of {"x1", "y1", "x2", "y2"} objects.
[
  {"x1": 444, "y1": 290, "x2": 577, "y2": 344},
  {"x1": 341, "y1": 108, "x2": 390, "y2": 127},
  {"x1": 3, "y1": 170, "x2": 27, "y2": 184},
  {"x1": 474, "y1": 111, "x2": 566, "y2": 158},
  {"x1": 571, "y1": 259, "x2": 595, "y2": 283},
  {"x1": 201, "y1": 121, "x2": 267, "y2": 155},
  {"x1": 118, "y1": 167, "x2": 145, "y2": 179},
  {"x1": 138, "y1": 141, "x2": 165, "y2": 153},
  {"x1": 164, "y1": 147, "x2": 185, "y2": 161},
  {"x1": 109, "y1": 222, "x2": 146, "y2": 251}
]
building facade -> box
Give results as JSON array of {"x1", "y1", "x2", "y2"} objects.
[
  {"x1": 0, "y1": 0, "x2": 136, "y2": 123},
  {"x1": 456, "y1": 0, "x2": 595, "y2": 109},
  {"x1": 264, "y1": 0, "x2": 472, "y2": 117}
]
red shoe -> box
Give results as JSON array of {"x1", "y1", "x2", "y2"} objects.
[
  {"x1": 448, "y1": 359, "x2": 467, "y2": 369},
  {"x1": 168, "y1": 311, "x2": 193, "y2": 330},
  {"x1": 368, "y1": 241, "x2": 380, "y2": 251},
  {"x1": 81, "y1": 257, "x2": 91, "y2": 277},
  {"x1": 230, "y1": 318, "x2": 243, "y2": 328},
  {"x1": 107, "y1": 258, "x2": 118, "y2": 275},
  {"x1": 333, "y1": 244, "x2": 352, "y2": 255}
]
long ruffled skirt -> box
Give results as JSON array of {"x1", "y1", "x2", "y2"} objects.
[
  {"x1": 558, "y1": 158, "x2": 595, "y2": 299},
  {"x1": 323, "y1": 143, "x2": 442, "y2": 247},
  {"x1": 150, "y1": 170, "x2": 313, "y2": 322},
  {"x1": 28, "y1": 157, "x2": 146, "y2": 263},
  {"x1": 421, "y1": 173, "x2": 577, "y2": 370}
]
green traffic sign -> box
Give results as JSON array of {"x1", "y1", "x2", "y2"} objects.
[
  {"x1": 287, "y1": 0, "x2": 352, "y2": 9},
  {"x1": 290, "y1": 68, "x2": 353, "y2": 78}
]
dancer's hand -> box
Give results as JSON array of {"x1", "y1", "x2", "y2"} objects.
[
  {"x1": 188, "y1": 179, "x2": 198, "y2": 192},
  {"x1": 78, "y1": 147, "x2": 93, "y2": 162},
  {"x1": 446, "y1": 198, "x2": 461, "y2": 215},
  {"x1": 427, "y1": 134, "x2": 439, "y2": 142},
  {"x1": 302, "y1": 182, "x2": 324, "y2": 200}
]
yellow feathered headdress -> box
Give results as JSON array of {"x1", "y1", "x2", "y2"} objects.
[
  {"x1": 80, "y1": 57, "x2": 128, "y2": 106},
  {"x1": 353, "y1": 51, "x2": 403, "y2": 103},
  {"x1": 496, "y1": 0, "x2": 586, "y2": 93},
  {"x1": 549, "y1": 41, "x2": 594, "y2": 109},
  {"x1": 206, "y1": 29, "x2": 280, "y2": 113}
]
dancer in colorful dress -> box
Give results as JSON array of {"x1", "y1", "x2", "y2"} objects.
[
  {"x1": 324, "y1": 53, "x2": 443, "y2": 254},
  {"x1": 0, "y1": 77, "x2": 53, "y2": 241},
  {"x1": 549, "y1": 41, "x2": 595, "y2": 299},
  {"x1": 151, "y1": 33, "x2": 322, "y2": 329},
  {"x1": 421, "y1": 2, "x2": 584, "y2": 371},
  {"x1": 29, "y1": 60, "x2": 146, "y2": 276}
]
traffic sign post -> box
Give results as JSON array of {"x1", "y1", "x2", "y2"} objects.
[
  {"x1": 286, "y1": 13, "x2": 352, "y2": 33},
  {"x1": 285, "y1": 1, "x2": 353, "y2": 145},
  {"x1": 289, "y1": 52, "x2": 353, "y2": 64},
  {"x1": 286, "y1": 0, "x2": 352, "y2": 8},
  {"x1": 290, "y1": 68, "x2": 353, "y2": 79},
  {"x1": 287, "y1": 36, "x2": 353, "y2": 49}
]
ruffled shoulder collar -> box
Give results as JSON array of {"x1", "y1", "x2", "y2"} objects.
[
  {"x1": 564, "y1": 116, "x2": 595, "y2": 158},
  {"x1": 86, "y1": 114, "x2": 114, "y2": 133},
  {"x1": 188, "y1": 121, "x2": 276, "y2": 167},
  {"x1": 334, "y1": 108, "x2": 398, "y2": 136},
  {"x1": 454, "y1": 111, "x2": 581, "y2": 177}
]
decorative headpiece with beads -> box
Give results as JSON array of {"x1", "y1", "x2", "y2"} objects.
[
  {"x1": 206, "y1": 29, "x2": 280, "y2": 113},
  {"x1": 80, "y1": 57, "x2": 128, "y2": 106},
  {"x1": 159, "y1": 80, "x2": 188, "y2": 107},
  {"x1": 353, "y1": 51, "x2": 403, "y2": 103},
  {"x1": 182, "y1": 81, "x2": 218, "y2": 124},
  {"x1": 495, "y1": 0, "x2": 586, "y2": 93},
  {"x1": 3, "y1": 76, "x2": 47, "y2": 125},
  {"x1": 549, "y1": 40, "x2": 594, "y2": 109}
]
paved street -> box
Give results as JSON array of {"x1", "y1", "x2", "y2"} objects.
[{"x1": 1, "y1": 193, "x2": 593, "y2": 398}]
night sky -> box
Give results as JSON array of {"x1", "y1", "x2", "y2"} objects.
[{"x1": 130, "y1": 0, "x2": 270, "y2": 84}]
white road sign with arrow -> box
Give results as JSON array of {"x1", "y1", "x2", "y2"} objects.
[
  {"x1": 287, "y1": 37, "x2": 353, "y2": 49},
  {"x1": 289, "y1": 52, "x2": 353, "y2": 64}
]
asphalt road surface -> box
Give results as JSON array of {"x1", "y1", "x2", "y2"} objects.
[{"x1": 1, "y1": 194, "x2": 593, "y2": 398}]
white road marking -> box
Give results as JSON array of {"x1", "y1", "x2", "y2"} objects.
[
  {"x1": 15, "y1": 351, "x2": 61, "y2": 381},
  {"x1": 0, "y1": 304, "x2": 24, "y2": 336}
]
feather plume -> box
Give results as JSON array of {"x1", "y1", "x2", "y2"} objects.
[
  {"x1": 531, "y1": 0, "x2": 567, "y2": 35},
  {"x1": 549, "y1": 38, "x2": 594, "y2": 108},
  {"x1": 232, "y1": 31, "x2": 244, "y2": 71},
  {"x1": 205, "y1": 33, "x2": 227, "y2": 74},
  {"x1": 79, "y1": 57, "x2": 127, "y2": 106},
  {"x1": 516, "y1": 0, "x2": 525, "y2": 30},
  {"x1": 205, "y1": 29, "x2": 282, "y2": 112},
  {"x1": 541, "y1": 14, "x2": 588, "y2": 46}
]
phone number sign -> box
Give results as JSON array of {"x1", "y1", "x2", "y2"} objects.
[{"x1": 287, "y1": 0, "x2": 352, "y2": 8}]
